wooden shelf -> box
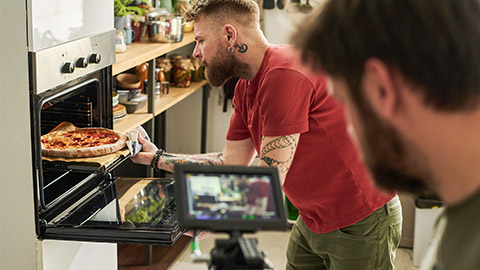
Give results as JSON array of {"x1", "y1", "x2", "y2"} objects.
[
  {"x1": 114, "y1": 113, "x2": 153, "y2": 134},
  {"x1": 113, "y1": 32, "x2": 196, "y2": 75},
  {"x1": 138, "y1": 81, "x2": 208, "y2": 116},
  {"x1": 111, "y1": 31, "x2": 207, "y2": 134},
  {"x1": 113, "y1": 80, "x2": 208, "y2": 133}
]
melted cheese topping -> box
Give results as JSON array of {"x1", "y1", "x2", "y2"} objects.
[{"x1": 41, "y1": 129, "x2": 119, "y2": 150}]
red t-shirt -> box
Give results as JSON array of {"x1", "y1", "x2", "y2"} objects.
[{"x1": 227, "y1": 44, "x2": 394, "y2": 233}]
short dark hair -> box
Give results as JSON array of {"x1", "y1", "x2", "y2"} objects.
[
  {"x1": 293, "y1": 0, "x2": 480, "y2": 111},
  {"x1": 184, "y1": 0, "x2": 260, "y2": 26}
]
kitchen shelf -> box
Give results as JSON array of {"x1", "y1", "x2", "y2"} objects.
[
  {"x1": 112, "y1": 32, "x2": 196, "y2": 76},
  {"x1": 138, "y1": 80, "x2": 208, "y2": 116},
  {"x1": 113, "y1": 80, "x2": 207, "y2": 133},
  {"x1": 114, "y1": 113, "x2": 153, "y2": 134}
]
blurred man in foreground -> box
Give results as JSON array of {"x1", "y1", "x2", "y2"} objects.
[
  {"x1": 293, "y1": 0, "x2": 480, "y2": 269},
  {"x1": 131, "y1": 0, "x2": 402, "y2": 268}
]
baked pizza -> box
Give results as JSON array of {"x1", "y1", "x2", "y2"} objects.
[{"x1": 41, "y1": 128, "x2": 127, "y2": 158}]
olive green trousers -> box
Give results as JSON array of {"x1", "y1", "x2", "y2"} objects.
[{"x1": 286, "y1": 195, "x2": 402, "y2": 270}]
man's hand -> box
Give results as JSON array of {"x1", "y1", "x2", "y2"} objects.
[{"x1": 130, "y1": 134, "x2": 158, "y2": 166}]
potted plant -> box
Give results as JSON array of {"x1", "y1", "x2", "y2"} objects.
[{"x1": 114, "y1": 0, "x2": 151, "y2": 30}]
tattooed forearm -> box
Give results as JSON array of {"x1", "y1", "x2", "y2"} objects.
[
  {"x1": 261, "y1": 135, "x2": 298, "y2": 155},
  {"x1": 260, "y1": 134, "x2": 299, "y2": 174},
  {"x1": 159, "y1": 152, "x2": 224, "y2": 171}
]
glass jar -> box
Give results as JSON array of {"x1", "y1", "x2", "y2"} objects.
[
  {"x1": 156, "y1": 57, "x2": 173, "y2": 82},
  {"x1": 173, "y1": 58, "x2": 195, "y2": 87},
  {"x1": 190, "y1": 56, "x2": 204, "y2": 82},
  {"x1": 169, "y1": 54, "x2": 183, "y2": 83},
  {"x1": 115, "y1": 30, "x2": 127, "y2": 53}
]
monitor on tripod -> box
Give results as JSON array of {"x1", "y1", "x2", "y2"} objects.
[{"x1": 174, "y1": 164, "x2": 288, "y2": 233}]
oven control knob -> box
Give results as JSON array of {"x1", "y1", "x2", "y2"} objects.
[
  {"x1": 76, "y1": 57, "x2": 89, "y2": 68},
  {"x1": 61, "y1": 62, "x2": 75, "y2": 73},
  {"x1": 89, "y1": 53, "x2": 101, "y2": 64}
]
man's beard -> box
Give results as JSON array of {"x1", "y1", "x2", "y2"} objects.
[
  {"x1": 204, "y1": 46, "x2": 236, "y2": 87},
  {"x1": 354, "y1": 94, "x2": 431, "y2": 194}
]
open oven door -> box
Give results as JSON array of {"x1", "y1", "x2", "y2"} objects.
[{"x1": 37, "y1": 173, "x2": 183, "y2": 245}]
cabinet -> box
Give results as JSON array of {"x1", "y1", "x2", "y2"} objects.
[{"x1": 112, "y1": 32, "x2": 209, "y2": 153}]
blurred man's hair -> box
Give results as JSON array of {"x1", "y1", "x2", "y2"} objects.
[
  {"x1": 184, "y1": 0, "x2": 260, "y2": 26},
  {"x1": 293, "y1": 0, "x2": 480, "y2": 111}
]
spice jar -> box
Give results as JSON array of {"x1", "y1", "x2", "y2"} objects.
[
  {"x1": 173, "y1": 58, "x2": 195, "y2": 87},
  {"x1": 169, "y1": 54, "x2": 183, "y2": 83},
  {"x1": 155, "y1": 57, "x2": 172, "y2": 82},
  {"x1": 190, "y1": 56, "x2": 204, "y2": 82}
]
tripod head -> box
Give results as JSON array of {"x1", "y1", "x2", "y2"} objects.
[{"x1": 191, "y1": 230, "x2": 274, "y2": 270}]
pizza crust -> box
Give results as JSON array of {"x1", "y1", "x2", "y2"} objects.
[{"x1": 41, "y1": 128, "x2": 127, "y2": 158}]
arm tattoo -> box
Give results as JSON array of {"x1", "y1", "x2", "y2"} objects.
[
  {"x1": 260, "y1": 135, "x2": 299, "y2": 173},
  {"x1": 161, "y1": 152, "x2": 224, "y2": 170}
]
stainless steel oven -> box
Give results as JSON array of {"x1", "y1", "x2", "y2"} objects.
[{"x1": 29, "y1": 30, "x2": 182, "y2": 246}]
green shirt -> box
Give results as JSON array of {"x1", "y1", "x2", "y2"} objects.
[{"x1": 421, "y1": 188, "x2": 480, "y2": 269}]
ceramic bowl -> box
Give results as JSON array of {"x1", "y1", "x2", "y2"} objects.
[{"x1": 117, "y1": 73, "x2": 141, "y2": 89}]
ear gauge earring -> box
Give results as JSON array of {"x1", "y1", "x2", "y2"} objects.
[{"x1": 227, "y1": 46, "x2": 234, "y2": 53}]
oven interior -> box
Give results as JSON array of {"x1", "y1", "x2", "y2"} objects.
[{"x1": 31, "y1": 70, "x2": 181, "y2": 244}]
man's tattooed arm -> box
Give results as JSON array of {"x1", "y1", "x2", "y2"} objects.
[
  {"x1": 157, "y1": 152, "x2": 224, "y2": 172},
  {"x1": 259, "y1": 134, "x2": 300, "y2": 185}
]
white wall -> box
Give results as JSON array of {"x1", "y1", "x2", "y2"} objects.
[
  {"x1": 263, "y1": 0, "x2": 326, "y2": 45},
  {"x1": 166, "y1": 86, "x2": 234, "y2": 154},
  {"x1": 0, "y1": 1, "x2": 38, "y2": 270},
  {"x1": 165, "y1": 44, "x2": 234, "y2": 154}
]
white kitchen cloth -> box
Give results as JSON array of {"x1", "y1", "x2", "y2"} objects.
[{"x1": 126, "y1": 126, "x2": 151, "y2": 156}]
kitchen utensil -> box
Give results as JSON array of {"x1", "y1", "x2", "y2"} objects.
[
  {"x1": 118, "y1": 89, "x2": 142, "y2": 102},
  {"x1": 125, "y1": 29, "x2": 136, "y2": 45},
  {"x1": 120, "y1": 94, "x2": 147, "y2": 113},
  {"x1": 146, "y1": 11, "x2": 184, "y2": 43},
  {"x1": 117, "y1": 73, "x2": 141, "y2": 89},
  {"x1": 112, "y1": 91, "x2": 119, "y2": 108},
  {"x1": 132, "y1": 20, "x2": 143, "y2": 42}
]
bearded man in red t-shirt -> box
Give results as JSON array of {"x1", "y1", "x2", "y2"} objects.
[{"x1": 131, "y1": 0, "x2": 402, "y2": 269}]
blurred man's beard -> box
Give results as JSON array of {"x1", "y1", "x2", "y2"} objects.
[
  {"x1": 354, "y1": 94, "x2": 431, "y2": 194},
  {"x1": 204, "y1": 46, "x2": 235, "y2": 87}
]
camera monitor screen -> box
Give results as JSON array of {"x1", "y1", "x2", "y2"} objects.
[{"x1": 174, "y1": 165, "x2": 288, "y2": 232}]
